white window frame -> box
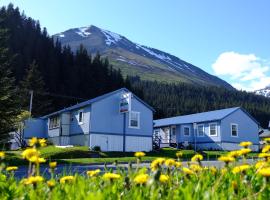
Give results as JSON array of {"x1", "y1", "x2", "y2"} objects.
[
  {"x1": 183, "y1": 126, "x2": 190, "y2": 136},
  {"x1": 197, "y1": 124, "x2": 204, "y2": 137},
  {"x1": 231, "y1": 123, "x2": 238, "y2": 137},
  {"x1": 129, "y1": 111, "x2": 140, "y2": 129},
  {"x1": 78, "y1": 110, "x2": 84, "y2": 125},
  {"x1": 209, "y1": 123, "x2": 218, "y2": 136}
]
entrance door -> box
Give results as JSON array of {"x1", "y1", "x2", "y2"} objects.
[{"x1": 99, "y1": 136, "x2": 108, "y2": 151}]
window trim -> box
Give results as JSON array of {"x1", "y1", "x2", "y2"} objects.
[
  {"x1": 78, "y1": 110, "x2": 84, "y2": 125},
  {"x1": 183, "y1": 126, "x2": 190, "y2": 136},
  {"x1": 209, "y1": 123, "x2": 218, "y2": 136},
  {"x1": 197, "y1": 124, "x2": 204, "y2": 137},
  {"x1": 129, "y1": 111, "x2": 140, "y2": 129},
  {"x1": 231, "y1": 123, "x2": 238, "y2": 137}
]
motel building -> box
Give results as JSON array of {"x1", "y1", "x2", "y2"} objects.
[
  {"x1": 153, "y1": 107, "x2": 260, "y2": 151},
  {"x1": 23, "y1": 88, "x2": 154, "y2": 152}
]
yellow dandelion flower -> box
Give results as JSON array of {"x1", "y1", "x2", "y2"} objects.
[
  {"x1": 232, "y1": 164, "x2": 250, "y2": 174},
  {"x1": 159, "y1": 174, "x2": 169, "y2": 183},
  {"x1": 47, "y1": 180, "x2": 56, "y2": 188},
  {"x1": 60, "y1": 176, "x2": 74, "y2": 184},
  {"x1": 87, "y1": 169, "x2": 101, "y2": 177},
  {"x1": 262, "y1": 145, "x2": 270, "y2": 153},
  {"x1": 182, "y1": 167, "x2": 195, "y2": 175},
  {"x1": 264, "y1": 138, "x2": 270, "y2": 143},
  {"x1": 150, "y1": 158, "x2": 165, "y2": 171},
  {"x1": 238, "y1": 148, "x2": 251, "y2": 156},
  {"x1": 165, "y1": 159, "x2": 176, "y2": 167},
  {"x1": 218, "y1": 156, "x2": 235, "y2": 164},
  {"x1": 6, "y1": 166, "x2": 18, "y2": 172},
  {"x1": 29, "y1": 156, "x2": 46, "y2": 164},
  {"x1": 49, "y1": 162, "x2": 57, "y2": 169},
  {"x1": 176, "y1": 151, "x2": 183, "y2": 158},
  {"x1": 258, "y1": 167, "x2": 270, "y2": 177},
  {"x1": 29, "y1": 137, "x2": 38, "y2": 147},
  {"x1": 190, "y1": 164, "x2": 203, "y2": 172},
  {"x1": 191, "y1": 154, "x2": 203, "y2": 162},
  {"x1": 134, "y1": 152, "x2": 146, "y2": 158},
  {"x1": 228, "y1": 150, "x2": 241, "y2": 158},
  {"x1": 175, "y1": 161, "x2": 182, "y2": 168},
  {"x1": 258, "y1": 153, "x2": 270, "y2": 158},
  {"x1": 103, "y1": 173, "x2": 121, "y2": 181},
  {"x1": 39, "y1": 138, "x2": 47, "y2": 147},
  {"x1": 24, "y1": 176, "x2": 44, "y2": 185},
  {"x1": 0, "y1": 151, "x2": 5, "y2": 159},
  {"x1": 255, "y1": 161, "x2": 268, "y2": 169},
  {"x1": 21, "y1": 148, "x2": 39, "y2": 160},
  {"x1": 239, "y1": 141, "x2": 253, "y2": 148},
  {"x1": 221, "y1": 168, "x2": 228, "y2": 175},
  {"x1": 134, "y1": 174, "x2": 149, "y2": 184}
]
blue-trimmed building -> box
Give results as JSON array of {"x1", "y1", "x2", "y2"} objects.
[
  {"x1": 153, "y1": 107, "x2": 260, "y2": 151},
  {"x1": 24, "y1": 88, "x2": 154, "y2": 152}
]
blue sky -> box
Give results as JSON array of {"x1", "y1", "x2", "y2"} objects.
[{"x1": 1, "y1": 0, "x2": 270, "y2": 91}]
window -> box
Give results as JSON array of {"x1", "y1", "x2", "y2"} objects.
[
  {"x1": 231, "y1": 123, "x2": 238, "y2": 137},
  {"x1": 171, "y1": 126, "x2": 176, "y2": 136},
  {"x1": 78, "y1": 110, "x2": 84, "y2": 124},
  {"x1": 183, "y1": 126, "x2": 190, "y2": 136},
  {"x1": 209, "y1": 123, "x2": 217, "y2": 136},
  {"x1": 129, "y1": 111, "x2": 140, "y2": 128},
  {"x1": 197, "y1": 124, "x2": 204, "y2": 137},
  {"x1": 49, "y1": 116, "x2": 60, "y2": 129}
]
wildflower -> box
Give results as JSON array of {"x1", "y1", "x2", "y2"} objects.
[
  {"x1": 255, "y1": 161, "x2": 268, "y2": 169},
  {"x1": 191, "y1": 154, "x2": 203, "y2": 162},
  {"x1": 232, "y1": 164, "x2": 250, "y2": 174},
  {"x1": 47, "y1": 180, "x2": 56, "y2": 188},
  {"x1": 258, "y1": 167, "x2": 270, "y2": 177},
  {"x1": 87, "y1": 169, "x2": 101, "y2": 177},
  {"x1": 218, "y1": 156, "x2": 235, "y2": 164},
  {"x1": 258, "y1": 153, "x2": 270, "y2": 159},
  {"x1": 24, "y1": 176, "x2": 44, "y2": 185},
  {"x1": 49, "y1": 162, "x2": 57, "y2": 169},
  {"x1": 221, "y1": 168, "x2": 228, "y2": 175},
  {"x1": 6, "y1": 166, "x2": 18, "y2": 172},
  {"x1": 175, "y1": 161, "x2": 182, "y2": 168},
  {"x1": 29, "y1": 137, "x2": 38, "y2": 147},
  {"x1": 134, "y1": 152, "x2": 146, "y2": 158},
  {"x1": 190, "y1": 164, "x2": 203, "y2": 172},
  {"x1": 134, "y1": 174, "x2": 149, "y2": 185},
  {"x1": 39, "y1": 138, "x2": 47, "y2": 147},
  {"x1": 228, "y1": 150, "x2": 241, "y2": 158},
  {"x1": 262, "y1": 145, "x2": 270, "y2": 153},
  {"x1": 239, "y1": 141, "x2": 253, "y2": 148},
  {"x1": 176, "y1": 151, "x2": 183, "y2": 158},
  {"x1": 60, "y1": 176, "x2": 74, "y2": 184},
  {"x1": 150, "y1": 158, "x2": 165, "y2": 171},
  {"x1": 238, "y1": 148, "x2": 251, "y2": 156},
  {"x1": 264, "y1": 138, "x2": 270, "y2": 143},
  {"x1": 208, "y1": 166, "x2": 217, "y2": 174},
  {"x1": 0, "y1": 151, "x2": 5, "y2": 159},
  {"x1": 103, "y1": 173, "x2": 121, "y2": 181},
  {"x1": 159, "y1": 174, "x2": 169, "y2": 183},
  {"x1": 165, "y1": 159, "x2": 176, "y2": 167},
  {"x1": 182, "y1": 167, "x2": 195, "y2": 175},
  {"x1": 29, "y1": 156, "x2": 46, "y2": 164},
  {"x1": 21, "y1": 148, "x2": 39, "y2": 160}
]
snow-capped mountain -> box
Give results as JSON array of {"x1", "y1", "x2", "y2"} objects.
[
  {"x1": 54, "y1": 25, "x2": 233, "y2": 89},
  {"x1": 254, "y1": 86, "x2": 270, "y2": 97}
]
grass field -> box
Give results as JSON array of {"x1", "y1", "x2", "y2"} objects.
[{"x1": 4, "y1": 146, "x2": 258, "y2": 166}]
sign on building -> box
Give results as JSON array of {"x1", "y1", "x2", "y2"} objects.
[{"x1": 120, "y1": 92, "x2": 131, "y2": 113}]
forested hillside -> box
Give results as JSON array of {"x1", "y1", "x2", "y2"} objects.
[{"x1": 1, "y1": 4, "x2": 270, "y2": 129}]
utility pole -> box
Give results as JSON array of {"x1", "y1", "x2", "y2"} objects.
[{"x1": 29, "y1": 90, "x2": 33, "y2": 117}]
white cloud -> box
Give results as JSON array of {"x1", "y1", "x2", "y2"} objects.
[{"x1": 212, "y1": 52, "x2": 270, "y2": 91}]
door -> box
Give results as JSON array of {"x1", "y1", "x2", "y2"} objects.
[{"x1": 99, "y1": 136, "x2": 108, "y2": 151}]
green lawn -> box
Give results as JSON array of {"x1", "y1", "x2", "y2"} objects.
[{"x1": 4, "y1": 146, "x2": 258, "y2": 166}]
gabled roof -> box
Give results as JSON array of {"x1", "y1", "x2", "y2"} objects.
[
  {"x1": 154, "y1": 107, "x2": 259, "y2": 127},
  {"x1": 42, "y1": 88, "x2": 155, "y2": 118}
]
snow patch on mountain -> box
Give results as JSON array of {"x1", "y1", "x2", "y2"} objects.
[
  {"x1": 254, "y1": 87, "x2": 270, "y2": 97},
  {"x1": 58, "y1": 33, "x2": 65, "y2": 38},
  {"x1": 136, "y1": 44, "x2": 172, "y2": 61},
  {"x1": 100, "y1": 29, "x2": 122, "y2": 45},
  {"x1": 76, "y1": 27, "x2": 91, "y2": 37}
]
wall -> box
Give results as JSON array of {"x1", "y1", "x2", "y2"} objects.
[
  {"x1": 221, "y1": 109, "x2": 259, "y2": 145},
  {"x1": 70, "y1": 106, "x2": 91, "y2": 135},
  {"x1": 24, "y1": 118, "x2": 46, "y2": 138}
]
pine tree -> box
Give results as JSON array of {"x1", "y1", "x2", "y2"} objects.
[
  {"x1": 20, "y1": 60, "x2": 51, "y2": 116},
  {"x1": 0, "y1": 28, "x2": 20, "y2": 144}
]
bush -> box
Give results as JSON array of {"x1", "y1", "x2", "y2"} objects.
[{"x1": 92, "y1": 146, "x2": 101, "y2": 152}]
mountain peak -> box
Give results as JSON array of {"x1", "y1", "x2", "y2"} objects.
[{"x1": 53, "y1": 25, "x2": 234, "y2": 90}]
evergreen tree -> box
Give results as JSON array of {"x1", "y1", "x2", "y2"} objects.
[
  {"x1": 0, "y1": 28, "x2": 20, "y2": 143},
  {"x1": 20, "y1": 61, "x2": 51, "y2": 116}
]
